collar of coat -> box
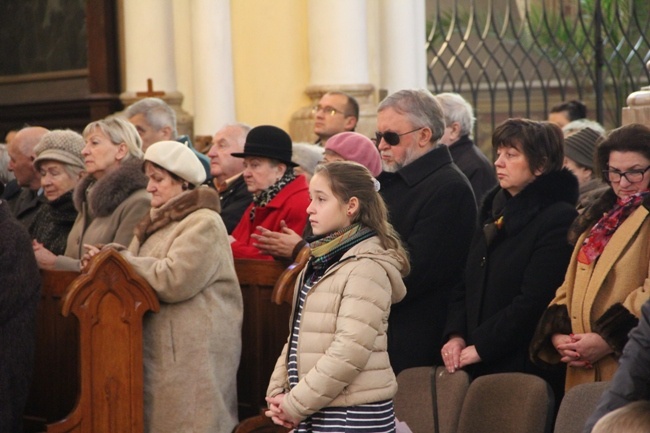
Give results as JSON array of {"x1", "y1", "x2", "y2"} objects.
[
  {"x1": 134, "y1": 186, "x2": 221, "y2": 243},
  {"x1": 481, "y1": 168, "x2": 579, "y2": 236},
  {"x1": 568, "y1": 185, "x2": 650, "y2": 244},
  {"x1": 74, "y1": 157, "x2": 148, "y2": 218}
]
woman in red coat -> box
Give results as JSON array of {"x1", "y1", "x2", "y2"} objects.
[{"x1": 230, "y1": 125, "x2": 310, "y2": 260}]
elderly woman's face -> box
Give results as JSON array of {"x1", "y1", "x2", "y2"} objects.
[
  {"x1": 242, "y1": 157, "x2": 285, "y2": 194},
  {"x1": 494, "y1": 143, "x2": 539, "y2": 196},
  {"x1": 606, "y1": 151, "x2": 650, "y2": 200},
  {"x1": 39, "y1": 161, "x2": 79, "y2": 201},
  {"x1": 82, "y1": 129, "x2": 126, "y2": 179},
  {"x1": 145, "y1": 162, "x2": 184, "y2": 208}
]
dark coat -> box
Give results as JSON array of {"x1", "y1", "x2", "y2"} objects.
[
  {"x1": 582, "y1": 299, "x2": 650, "y2": 433},
  {"x1": 447, "y1": 135, "x2": 498, "y2": 206},
  {"x1": 378, "y1": 145, "x2": 477, "y2": 374},
  {"x1": 2, "y1": 179, "x2": 42, "y2": 229},
  {"x1": 0, "y1": 200, "x2": 41, "y2": 433},
  {"x1": 218, "y1": 174, "x2": 252, "y2": 234},
  {"x1": 444, "y1": 169, "x2": 578, "y2": 388},
  {"x1": 29, "y1": 191, "x2": 77, "y2": 255}
]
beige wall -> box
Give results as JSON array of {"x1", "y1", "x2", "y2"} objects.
[{"x1": 231, "y1": 0, "x2": 311, "y2": 133}]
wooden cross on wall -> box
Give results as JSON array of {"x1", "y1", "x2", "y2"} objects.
[{"x1": 136, "y1": 79, "x2": 165, "y2": 97}]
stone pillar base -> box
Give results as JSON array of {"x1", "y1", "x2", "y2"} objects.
[
  {"x1": 289, "y1": 83, "x2": 376, "y2": 143},
  {"x1": 622, "y1": 87, "x2": 650, "y2": 128},
  {"x1": 119, "y1": 91, "x2": 194, "y2": 140}
]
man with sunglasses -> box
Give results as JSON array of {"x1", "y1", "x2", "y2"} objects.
[
  {"x1": 312, "y1": 92, "x2": 359, "y2": 146},
  {"x1": 376, "y1": 89, "x2": 477, "y2": 374}
]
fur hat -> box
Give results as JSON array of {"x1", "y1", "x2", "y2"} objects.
[
  {"x1": 232, "y1": 125, "x2": 297, "y2": 167},
  {"x1": 564, "y1": 127, "x2": 602, "y2": 171},
  {"x1": 144, "y1": 140, "x2": 206, "y2": 186},
  {"x1": 325, "y1": 132, "x2": 382, "y2": 177},
  {"x1": 292, "y1": 143, "x2": 324, "y2": 177},
  {"x1": 33, "y1": 130, "x2": 85, "y2": 170}
]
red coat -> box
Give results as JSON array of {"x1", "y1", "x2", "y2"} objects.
[{"x1": 231, "y1": 176, "x2": 310, "y2": 260}]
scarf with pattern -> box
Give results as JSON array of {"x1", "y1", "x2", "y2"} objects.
[
  {"x1": 249, "y1": 170, "x2": 296, "y2": 221},
  {"x1": 305, "y1": 223, "x2": 376, "y2": 284},
  {"x1": 579, "y1": 190, "x2": 650, "y2": 264}
]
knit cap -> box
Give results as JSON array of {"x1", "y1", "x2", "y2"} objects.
[
  {"x1": 325, "y1": 132, "x2": 382, "y2": 177},
  {"x1": 33, "y1": 130, "x2": 85, "y2": 170},
  {"x1": 564, "y1": 127, "x2": 602, "y2": 170}
]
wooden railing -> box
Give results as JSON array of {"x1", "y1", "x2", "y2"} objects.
[{"x1": 24, "y1": 252, "x2": 295, "y2": 432}]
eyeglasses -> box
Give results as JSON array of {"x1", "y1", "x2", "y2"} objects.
[
  {"x1": 311, "y1": 105, "x2": 346, "y2": 117},
  {"x1": 602, "y1": 166, "x2": 650, "y2": 183},
  {"x1": 374, "y1": 127, "x2": 424, "y2": 146}
]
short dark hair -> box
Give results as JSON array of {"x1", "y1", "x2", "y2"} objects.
[
  {"x1": 596, "y1": 123, "x2": 650, "y2": 182},
  {"x1": 492, "y1": 118, "x2": 564, "y2": 173},
  {"x1": 550, "y1": 100, "x2": 587, "y2": 121},
  {"x1": 326, "y1": 91, "x2": 359, "y2": 119}
]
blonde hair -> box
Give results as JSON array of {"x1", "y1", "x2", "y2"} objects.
[
  {"x1": 313, "y1": 161, "x2": 410, "y2": 276},
  {"x1": 592, "y1": 401, "x2": 650, "y2": 433},
  {"x1": 83, "y1": 116, "x2": 143, "y2": 160}
]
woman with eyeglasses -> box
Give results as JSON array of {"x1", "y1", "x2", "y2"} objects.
[{"x1": 531, "y1": 123, "x2": 650, "y2": 391}]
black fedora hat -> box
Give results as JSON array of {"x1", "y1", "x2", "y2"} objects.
[{"x1": 231, "y1": 125, "x2": 297, "y2": 167}]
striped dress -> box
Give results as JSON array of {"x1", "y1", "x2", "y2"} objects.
[{"x1": 287, "y1": 276, "x2": 396, "y2": 433}]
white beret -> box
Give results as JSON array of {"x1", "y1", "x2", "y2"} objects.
[{"x1": 144, "y1": 140, "x2": 206, "y2": 186}]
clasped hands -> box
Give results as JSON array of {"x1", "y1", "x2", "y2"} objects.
[
  {"x1": 552, "y1": 332, "x2": 612, "y2": 368},
  {"x1": 265, "y1": 394, "x2": 300, "y2": 429},
  {"x1": 251, "y1": 220, "x2": 302, "y2": 259},
  {"x1": 441, "y1": 336, "x2": 481, "y2": 373}
]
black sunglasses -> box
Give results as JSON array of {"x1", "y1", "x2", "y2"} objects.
[{"x1": 374, "y1": 127, "x2": 424, "y2": 146}]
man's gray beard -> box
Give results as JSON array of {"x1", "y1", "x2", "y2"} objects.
[{"x1": 381, "y1": 146, "x2": 417, "y2": 173}]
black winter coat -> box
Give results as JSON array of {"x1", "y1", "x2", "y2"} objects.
[
  {"x1": 444, "y1": 169, "x2": 578, "y2": 386},
  {"x1": 219, "y1": 174, "x2": 252, "y2": 234},
  {"x1": 379, "y1": 145, "x2": 477, "y2": 373},
  {"x1": 29, "y1": 191, "x2": 77, "y2": 255},
  {"x1": 0, "y1": 200, "x2": 41, "y2": 433}
]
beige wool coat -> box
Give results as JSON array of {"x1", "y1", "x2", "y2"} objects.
[
  {"x1": 56, "y1": 158, "x2": 150, "y2": 271},
  {"x1": 532, "y1": 202, "x2": 650, "y2": 390},
  {"x1": 117, "y1": 187, "x2": 243, "y2": 433},
  {"x1": 267, "y1": 236, "x2": 407, "y2": 423}
]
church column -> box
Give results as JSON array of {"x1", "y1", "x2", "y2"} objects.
[
  {"x1": 190, "y1": 0, "x2": 236, "y2": 135},
  {"x1": 120, "y1": 0, "x2": 193, "y2": 138},
  {"x1": 290, "y1": 0, "x2": 375, "y2": 142},
  {"x1": 378, "y1": 0, "x2": 428, "y2": 94}
]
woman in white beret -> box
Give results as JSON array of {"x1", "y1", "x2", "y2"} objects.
[{"x1": 84, "y1": 140, "x2": 243, "y2": 433}]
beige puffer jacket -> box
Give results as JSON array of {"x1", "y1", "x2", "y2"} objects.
[{"x1": 267, "y1": 236, "x2": 407, "y2": 422}]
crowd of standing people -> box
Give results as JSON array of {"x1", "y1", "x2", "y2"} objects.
[{"x1": 2, "y1": 90, "x2": 650, "y2": 433}]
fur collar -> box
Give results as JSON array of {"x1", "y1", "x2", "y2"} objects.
[
  {"x1": 568, "y1": 187, "x2": 650, "y2": 244},
  {"x1": 134, "y1": 187, "x2": 221, "y2": 243},
  {"x1": 74, "y1": 158, "x2": 148, "y2": 218},
  {"x1": 481, "y1": 168, "x2": 578, "y2": 236}
]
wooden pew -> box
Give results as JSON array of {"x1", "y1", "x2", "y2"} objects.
[
  {"x1": 24, "y1": 250, "x2": 159, "y2": 433},
  {"x1": 235, "y1": 259, "x2": 292, "y2": 420},
  {"x1": 26, "y1": 253, "x2": 294, "y2": 431}
]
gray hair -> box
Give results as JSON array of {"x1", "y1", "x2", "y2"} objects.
[
  {"x1": 83, "y1": 116, "x2": 144, "y2": 160},
  {"x1": 0, "y1": 144, "x2": 15, "y2": 184},
  {"x1": 124, "y1": 97, "x2": 178, "y2": 138},
  {"x1": 378, "y1": 89, "x2": 446, "y2": 143},
  {"x1": 436, "y1": 92, "x2": 475, "y2": 136},
  {"x1": 562, "y1": 118, "x2": 606, "y2": 137},
  {"x1": 222, "y1": 122, "x2": 252, "y2": 148}
]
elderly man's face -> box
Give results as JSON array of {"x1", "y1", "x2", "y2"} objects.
[
  {"x1": 7, "y1": 135, "x2": 37, "y2": 187},
  {"x1": 207, "y1": 126, "x2": 246, "y2": 181},
  {"x1": 376, "y1": 107, "x2": 424, "y2": 173},
  {"x1": 313, "y1": 94, "x2": 356, "y2": 141},
  {"x1": 128, "y1": 113, "x2": 170, "y2": 150}
]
